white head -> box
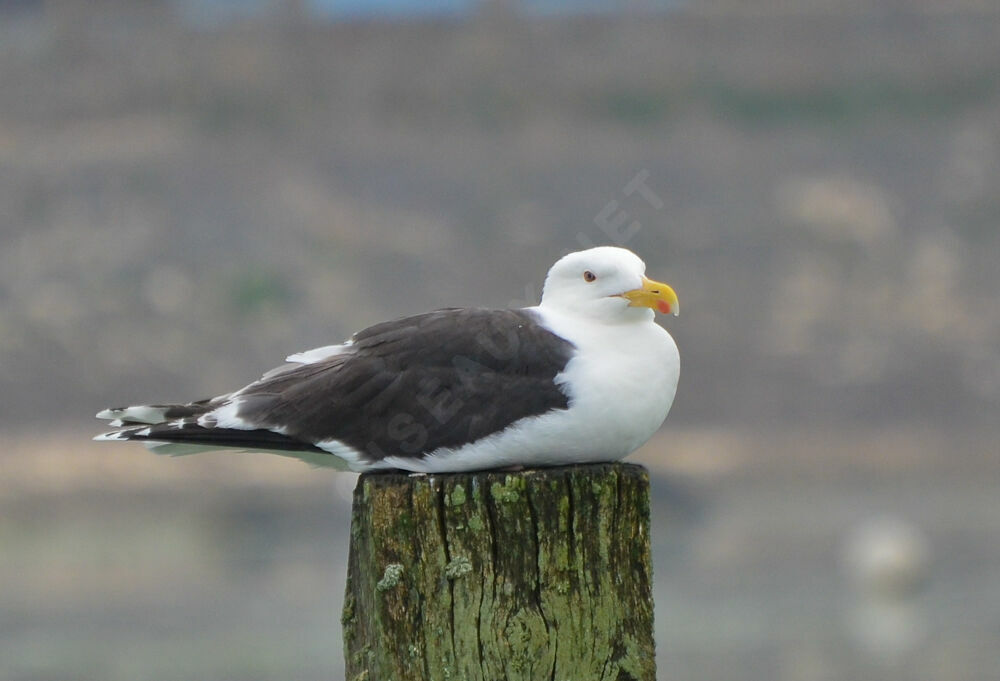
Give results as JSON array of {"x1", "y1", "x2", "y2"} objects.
[{"x1": 539, "y1": 246, "x2": 678, "y2": 321}]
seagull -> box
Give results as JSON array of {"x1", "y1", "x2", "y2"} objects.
[{"x1": 95, "y1": 246, "x2": 680, "y2": 472}]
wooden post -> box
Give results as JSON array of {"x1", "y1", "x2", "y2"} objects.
[{"x1": 342, "y1": 463, "x2": 655, "y2": 681}]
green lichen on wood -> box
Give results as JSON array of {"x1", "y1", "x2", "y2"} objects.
[
  {"x1": 375, "y1": 563, "x2": 404, "y2": 592},
  {"x1": 343, "y1": 463, "x2": 655, "y2": 681},
  {"x1": 489, "y1": 475, "x2": 525, "y2": 504},
  {"x1": 444, "y1": 556, "x2": 472, "y2": 580},
  {"x1": 446, "y1": 484, "x2": 466, "y2": 507}
]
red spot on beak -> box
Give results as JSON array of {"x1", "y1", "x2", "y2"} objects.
[{"x1": 657, "y1": 300, "x2": 671, "y2": 314}]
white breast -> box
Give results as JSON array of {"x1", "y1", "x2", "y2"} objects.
[{"x1": 537, "y1": 306, "x2": 680, "y2": 459}]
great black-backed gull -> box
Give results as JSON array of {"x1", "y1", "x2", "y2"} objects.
[{"x1": 95, "y1": 246, "x2": 680, "y2": 472}]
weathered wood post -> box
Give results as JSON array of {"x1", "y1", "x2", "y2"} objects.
[{"x1": 342, "y1": 463, "x2": 655, "y2": 681}]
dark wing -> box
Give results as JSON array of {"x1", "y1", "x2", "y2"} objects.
[
  {"x1": 238, "y1": 307, "x2": 575, "y2": 461},
  {"x1": 98, "y1": 308, "x2": 575, "y2": 465}
]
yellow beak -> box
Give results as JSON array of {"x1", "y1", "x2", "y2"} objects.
[{"x1": 621, "y1": 276, "x2": 679, "y2": 316}]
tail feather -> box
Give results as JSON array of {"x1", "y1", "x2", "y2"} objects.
[
  {"x1": 95, "y1": 421, "x2": 324, "y2": 452},
  {"x1": 96, "y1": 400, "x2": 217, "y2": 426},
  {"x1": 94, "y1": 400, "x2": 347, "y2": 469}
]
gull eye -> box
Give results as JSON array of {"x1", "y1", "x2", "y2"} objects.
[{"x1": 583, "y1": 270, "x2": 597, "y2": 283}]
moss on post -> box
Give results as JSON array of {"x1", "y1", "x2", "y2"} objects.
[{"x1": 342, "y1": 463, "x2": 655, "y2": 681}]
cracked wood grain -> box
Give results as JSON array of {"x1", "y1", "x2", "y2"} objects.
[{"x1": 343, "y1": 463, "x2": 655, "y2": 681}]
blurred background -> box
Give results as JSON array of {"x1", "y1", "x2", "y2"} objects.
[{"x1": 1, "y1": 1, "x2": 998, "y2": 679}]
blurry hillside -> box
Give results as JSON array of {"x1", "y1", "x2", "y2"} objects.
[{"x1": 0, "y1": 2, "x2": 998, "y2": 430}]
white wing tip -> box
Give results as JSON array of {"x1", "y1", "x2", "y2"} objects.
[
  {"x1": 286, "y1": 343, "x2": 351, "y2": 364},
  {"x1": 95, "y1": 405, "x2": 170, "y2": 425}
]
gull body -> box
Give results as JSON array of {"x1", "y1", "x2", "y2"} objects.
[{"x1": 96, "y1": 247, "x2": 680, "y2": 472}]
